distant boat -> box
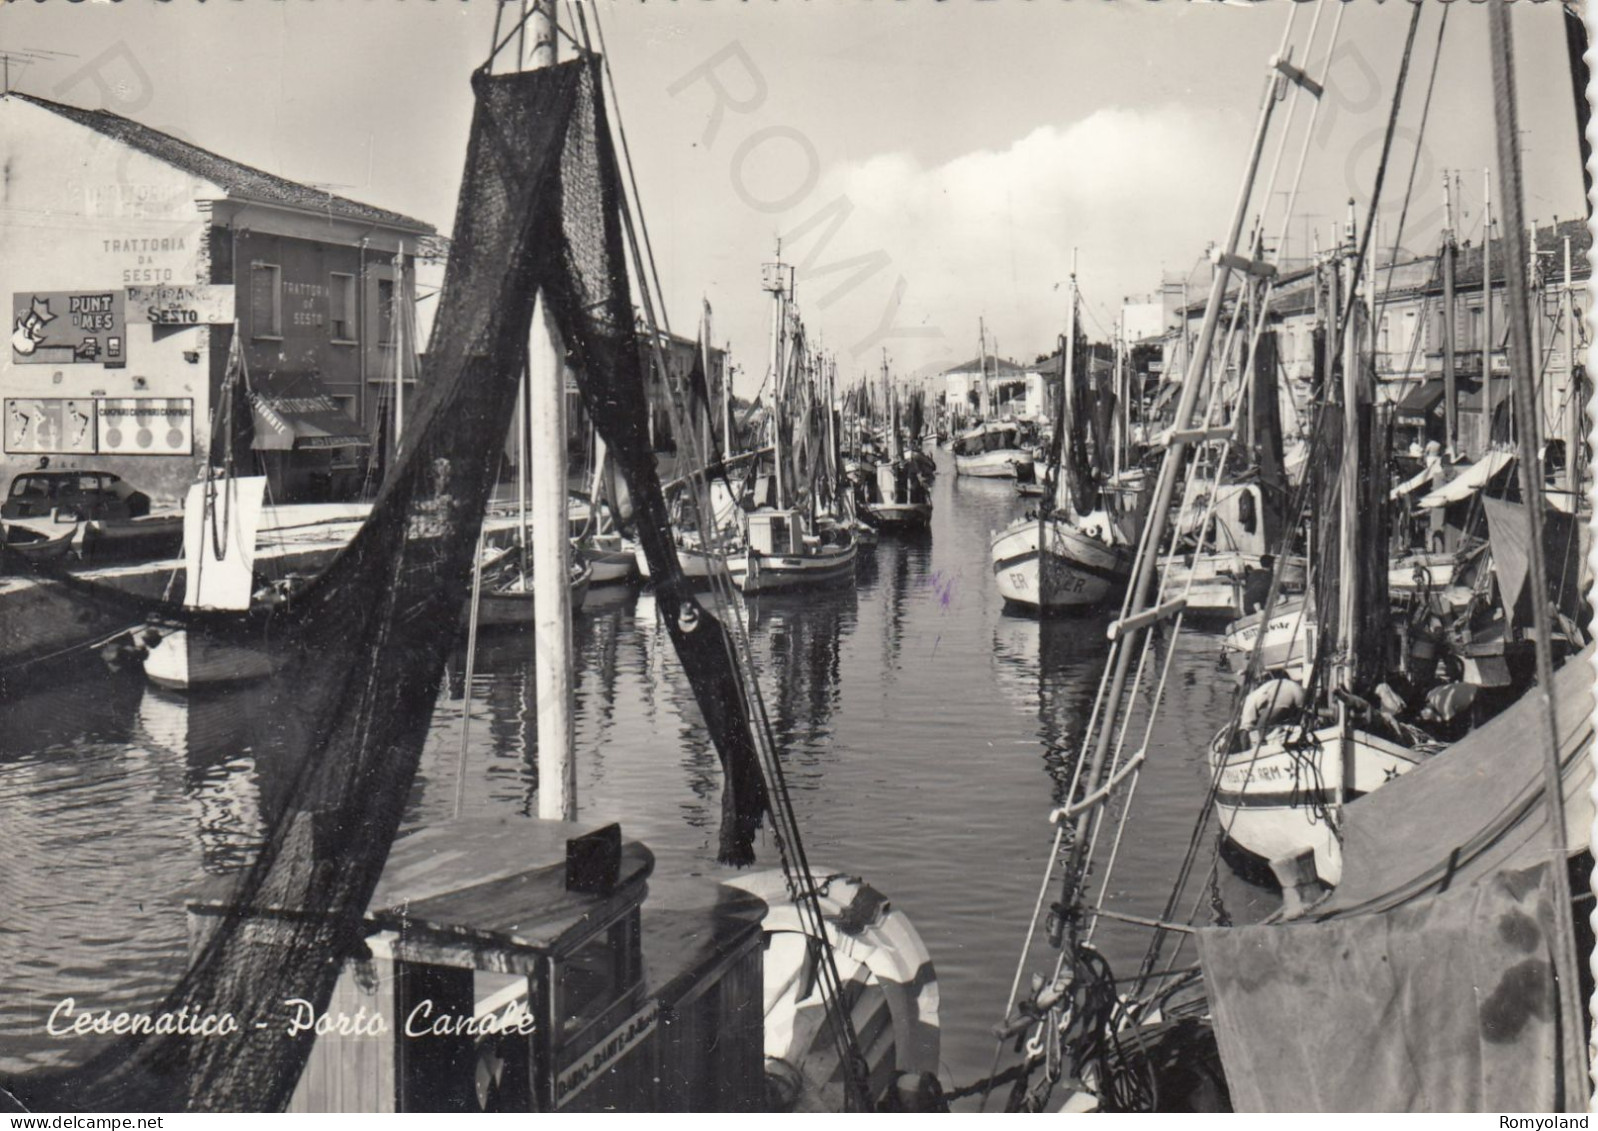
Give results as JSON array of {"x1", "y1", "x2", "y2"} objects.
[
  {"x1": 471, "y1": 550, "x2": 592, "y2": 628},
  {"x1": 730, "y1": 516, "x2": 857, "y2": 594},
  {"x1": 952, "y1": 421, "x2": 1034, "y2": 479}
]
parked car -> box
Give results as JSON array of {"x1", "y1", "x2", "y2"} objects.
[{"x1": 2, "y1": 470, "x2": 182, "y2": 562}]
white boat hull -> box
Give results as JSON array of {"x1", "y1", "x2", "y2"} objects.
[
  {"x1": 1211, "y1": 724, "x2": 1425, "y2": 884},
  {"x1": 142, "y1": 629, "x2": 281, "y2": 691},
  {"x1": 631, "y1": 540, "x2": 726, "y2": 584},
  {"x1": 990, "y1": 519, "x2": 1130, "y2": 612},
  {"x1": 732, "y1": 542, "x2": 856, "y2": 594},
  {"x1": 954, "y1": 449, "x2": 1033, "y2": 479},
  {"x1": 1220, "y1": 599, "x2": 1315, "y2": 677}
]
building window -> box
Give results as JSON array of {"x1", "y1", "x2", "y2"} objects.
[
  {"x1": 332, "y1": 394, "x2": 358, "y2": 422},
  {"x1": 377, "y1": 278, "x2": 396, "y2": 346},
  {"x1": 330, "y1": 273, "x2": 356, "y2": 342},
  {"x1": 250, "y1": 263, "x2": 282, "y2": 338}
]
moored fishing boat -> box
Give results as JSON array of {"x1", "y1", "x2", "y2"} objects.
[
  {"x1": 992, "y1": 516, "x2": 1132, "y2": 613},
  {"x1": 990, "y1": 260, "x2": 1148, "y2": 615},
  {"x1": 1218, "y1": 594, "x2": 1314, "y2": 677},
  {"x1": 951, "y1": 421, "x2": 1033, "y2": 479},
  {"x1": 471, "y1": 554, "x2": 593, "y2": 627}
]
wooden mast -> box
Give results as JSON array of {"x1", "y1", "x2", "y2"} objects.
[
  {"x1": 1336, "y1": 204, "x2": 1361, "y2": 701},
  {"x1": 1487, "y1": 2, "x2": 1586, "y2": 1101},
  {"x1": 1442, "y1": 170, "x2": 1458, "y2": 456},
  {"x1": 1483, "y1": 166, "x2": 1495, "y2": 446},
  {"x1": 1564, "y1": 234, "x2": 1580, "y2": 498},
  {"x1": 526, "y1": 0, "x2": 575, "y2": 822}
]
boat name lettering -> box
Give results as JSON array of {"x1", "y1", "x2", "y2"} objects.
[
  {"x1": 554, "y1": 1000, "x2": 659, "y2": 1107},
  {"x1": 46, "y1": 997, "x2": 239, "y2": 1038}
]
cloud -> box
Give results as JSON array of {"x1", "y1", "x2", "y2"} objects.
[{"x1": 786, "y1": 103, "x2": 1251, "y2": 374}]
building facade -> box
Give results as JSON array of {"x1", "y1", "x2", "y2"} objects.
[{"x1": 2, "y1": 93, "x2": 434, "y2": 505}]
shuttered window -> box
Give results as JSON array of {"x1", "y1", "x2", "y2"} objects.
[
  {"x1": 251, "y1": 263, "x2": 282, "y2": 338},
  {"x1": 330, "y1": 273, "x2": 356, "y2": 341}
]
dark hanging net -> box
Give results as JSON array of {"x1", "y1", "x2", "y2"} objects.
[{"x1": 3, "y1": 56, "x2": 765, "y2": 1114}]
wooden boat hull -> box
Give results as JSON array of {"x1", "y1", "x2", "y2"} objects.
[
  {"x1": 732, "y1": 542, "x2": 856, "y2": 594},
  {"x1": 862, "y1": 502, "x2": 931, "y2": 532},
  {"x1": 1220, "y1": 599, "x2": 1315, "y2": 677},
  {"x1": 1211, "y1": 724, "x2": 1426, "y2": 884},
  {"x1": 2, "y1": 523, "x2": 75, "y2": 567},
  {"x1": 724, "y1": 869, "x2": 940, "y2": 1111},
  {"x1": 953, "y1": 449, "x2": 1033, "y2": 479},
  {"x1": 631, "y1": 540, "x2": 725, "y2": 585},
  {"x1": 990, "y1": 518, "x2": 1131, "y2": 612},
  {"x1": 475, "y1": 565, "x2": 592, "y2": 627},
  {"x1": 579, "y1": 544, "x2": 638, "y2": 585},
  {"x1": 142, "y1": 628, "x2": 283, "y2": 691}
]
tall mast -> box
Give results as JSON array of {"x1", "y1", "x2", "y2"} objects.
[
  {"x1": 1488, "y1": 2, "x2": 1586, "y2": 1100},
  {"x1": 1061, "y1": 251, "x2": 1079, "y2": 512},
  {"x1": 763, "y1": 253, "x2": 789, "y2": 510},
  {"x1": 1564, "y1": 234, "x2": 1580, "y2": 497},
  {"x1": 978, "y1": 318, "x2": 990, "y2": 421},
  {"x1": 525, "y1": 0, "x2": 575, "y2": 822},
  {"x1": 1336, "y1": 211, "x2": 1361, "y2": 698},
  {"x1": 1442, "y1": 170, "x2": 1458, "y2": 455},
  {"x1": 1483, "y1": 167, "x2": 1495, "y2": 444}
]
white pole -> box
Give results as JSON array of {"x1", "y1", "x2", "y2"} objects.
[
  {"x1": 524, "y1": 3, "x2": 575, "y2": 822},
  {"x1": 394, "y1": 243, "x2": 406, "y2": 461}
]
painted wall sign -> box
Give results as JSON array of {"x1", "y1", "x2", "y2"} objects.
[
  {"x1": 127, "y1": 284, "x2": 236, "y2": 326},
  {"x1": 97, "y1": 397, "x2": 193, "y2": 455},
  {"x1": 101, "y1": 233, "x2": 199, "y2": 286},
  {"x1": 11, "y1": 291, "x2": 127, "y2": 367},
  {"x1": 4, "y1": 398, "x2": 98, "y2": 454},
  {"x1": 553, "y1": 1000, "x2": 659, "y2": 1108}
]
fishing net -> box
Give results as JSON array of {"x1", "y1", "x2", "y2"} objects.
[{"x1": 3, "y1": 56, "x2": 764, "y2": 1114}]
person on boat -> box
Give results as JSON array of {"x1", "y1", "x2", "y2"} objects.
[
  {"x1": 1238, "y1": 673, "x2": 1304, "y2": 747},
  {"x1": 1241, "y1": 554, "x2": 1274, "y2": 615}
]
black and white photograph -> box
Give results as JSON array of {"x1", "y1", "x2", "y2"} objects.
[{"x1": 0, "y1": 0, "x2": 1592, "y2": 1115}]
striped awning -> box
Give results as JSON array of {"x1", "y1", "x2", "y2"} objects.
[{"x1": 248, "y1": 374, "x2": 369, "y2": 451}]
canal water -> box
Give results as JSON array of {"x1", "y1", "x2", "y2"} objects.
[{"x1": 0, "y1": 448, "x2": 1275, "y2": 1096}]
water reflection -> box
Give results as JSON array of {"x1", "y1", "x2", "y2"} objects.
[{"x1": 991, "y1": 611, "x2": 1115, "y2": 809}]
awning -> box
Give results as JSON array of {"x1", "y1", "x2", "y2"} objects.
[
  {"x1": 1418, "y1": 448, "x2": 1514, "y2": 508},
  {"x1": 248, "y1": 374, "x2": 370, "y2": 452},
  {"x1": 1394, "y1": 379, "x2": 1444, "y2": 418}
]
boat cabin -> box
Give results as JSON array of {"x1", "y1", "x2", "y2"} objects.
[
  {"x1": 188, "y1": 819, "x2": 767, "y2": 1112},
  {"x1": 748, "y1": 509, "x2": 805, "y2": 556}
]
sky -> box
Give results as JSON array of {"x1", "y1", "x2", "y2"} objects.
[{"x1": 1, "y1": 0, "x2": 1588, "y2": 396}]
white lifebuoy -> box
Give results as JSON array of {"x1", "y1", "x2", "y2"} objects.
[{"x1": 724, "y1": 869, "x2": 942, "y2": 1107}]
